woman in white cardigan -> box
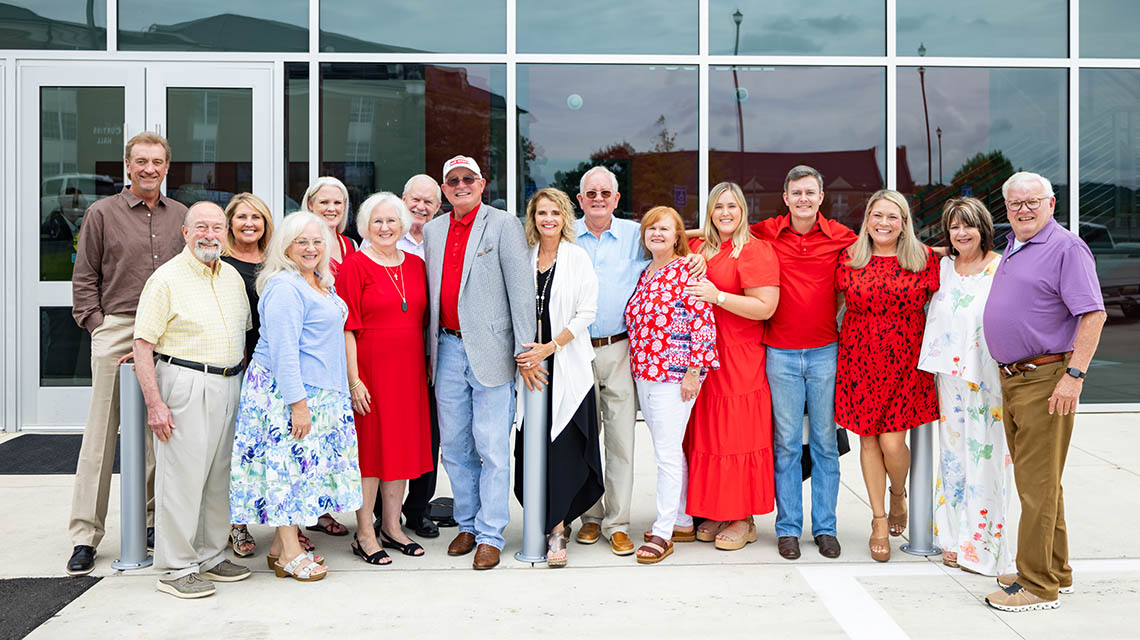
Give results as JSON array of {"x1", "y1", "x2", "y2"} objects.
[{"x1": 514, "y1": 187, "x2": 604, "y2": 568}]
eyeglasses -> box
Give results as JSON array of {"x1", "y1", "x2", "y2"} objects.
[
  {"x1": 445, "y1": 175, "x2": 478, "y2": 188},
  {"x1": 584, "y1": 190, "x2": 613, "y2": 200},
  {"x1": 292, "y1": 238, "x2": 324, "y2": 248},
  {"x1": 1005, "y1": 198, "x2": 1050, "y2": 212}
]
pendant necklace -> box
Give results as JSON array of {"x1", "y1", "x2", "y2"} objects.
[
  {"x1": 380, "y1": 258, "x2": 408, "y2": 312},
  {"x1": 535, "y1": 252, "x2": 556, "y2": 340}
]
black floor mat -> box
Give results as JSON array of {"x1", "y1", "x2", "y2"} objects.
[
  {"x1": 0, "y1": 434, "x2": 120, "y2": 475},
  {"x1": 0, "y1": 576, "x2": 100, "y2": 640}
]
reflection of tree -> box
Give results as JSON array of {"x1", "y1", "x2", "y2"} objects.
[
  {"x1": 651, "y1": 114, "x2": 677, "y2": 153},
  {"x1": 552, "y1": 141, "x2": 636, "y2": 210},
  {"x1": 908, "y1": 150, "x2": 1016, "y2": 240}
]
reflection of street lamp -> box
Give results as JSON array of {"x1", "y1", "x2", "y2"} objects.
[
  {"x1": 918, "y1": 43, "x2": 932, "y2": 186},
  {"x1": 936, "y1": 127, "x2": 943, "y2": 184},
  {"x1": 733, "y1": 9, "x2": 745, "y2": 156}
]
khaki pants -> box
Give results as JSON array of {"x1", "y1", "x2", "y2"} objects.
[
  {"x1": 1001, "y1": 357, "x2": 1074, "y2": 600},
  {"x1": 69, "y1": 314, "x2": 155, "y2": 548},
  {"x1": 581, "y1": 339, "x2": 636, "y2": 537},
  {"x1": 153, "y1": 360, "x2": 240, "y2": 578}
]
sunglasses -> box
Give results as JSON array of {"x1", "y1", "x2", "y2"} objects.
[
  {"x1": 584, "y1": 190, "x2": 613, "y2": 200},
  {"x1": 446, "y1": 175, "x2": 479, "y2": 188}
]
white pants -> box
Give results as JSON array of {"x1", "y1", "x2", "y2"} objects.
[{"x1": 636, "y1": 379, "x2": 695, "y2": 540}]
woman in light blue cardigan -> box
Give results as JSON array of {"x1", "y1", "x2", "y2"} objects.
[{"x1": 229, "y1": 211, "x2": 362, "y2": 582}]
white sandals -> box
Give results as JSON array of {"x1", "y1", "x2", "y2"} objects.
[{"x1": 273, "y1": 552, "x2": 327, "y2": 582}]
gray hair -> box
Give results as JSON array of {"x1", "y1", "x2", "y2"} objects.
[
  {"x1": 356, "y1": 192, "x2": 414, "y2": 241},
  {"x1": 579, "y1": 166, "x2": 619, "y2": 196},
  {"x1": 256, "y1": 210, "x2": 334, "y2": 295},
  {"x1": 1002, "y1": 171, "x2": 1054, "y2": 199},
  {"x1": 300, "y1": 176, "x2": 351, "y2": 234},
  {"x1": 402, "y1": 174, "x2": 441, "y2": 202},
  {"x1": 184, "y1": 201, "x2": 225, "y2": 228},
  {"x1": 784, "y1": 165, "x2": 824, "y2": 193}
]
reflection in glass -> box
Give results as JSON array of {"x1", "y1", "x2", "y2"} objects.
[
  {"x1": 1081, "y1": 1, "x2": 1140, "y2": 58},
  {"x1": 518, "y1": 2, "x2": 696, "y2": 54},
  {"x1": 118, "y1": 1, "x2": 307, "y2": 51},
  {"x1": 320, "y1": 1, "x2": 505, "y2": 53},
  {"x1": 41, "y1": 307, "x2": 91, "y2": 387},
  {"x1": 897, "y1": 0, "x2": 1065, "y2": 58},
  {"x1": 40, "y1": 87, "x2": 124, "y2": 281},
  {"x1": 164, "y1": 88, "x2": 253, "y2": 209},
  {"x1": 1079, "y1": 69, "x2": 1140, "y2": 403},
  {"x1": 518, "y1": 65, "x2": 699, "y2": 227},
  {"x1": 321, "y1": 64, "x2": 507, "y2": 229},
  {"x1": 285, "y1": 63, "x2": 309, "y2": 212},
  {"x1": 709, "y1": 0, "x2": 883, "y2": 56},
  {"x1": 896, "y1": 67, "x2": 1067, "y2": 241},
  {"x1": 709, "y1": 66, "x2": 885, "y2": 229},
  {"x1": 0, "y1": 1, "x2": 106, "y2": 49}
]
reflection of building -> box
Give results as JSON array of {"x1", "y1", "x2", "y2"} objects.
[{"x1": 0, "y1": 3, "x2": 104, "y2": 49}]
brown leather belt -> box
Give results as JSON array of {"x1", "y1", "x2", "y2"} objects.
[
  {"x1": 441, "y1": 327, "x2": 462, "y2": 340},
  {"x1": 591, "y1": 332, "x2": 628, "y2": 348},
  {"x1": 999, "y1": 352, "x2": 1070, "y2": 377}
]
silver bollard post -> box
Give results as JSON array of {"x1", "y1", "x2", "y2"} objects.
[
  {"x1": 901, "y1": 420, "x2": 941, "y2": 556},
  {"x1": 112, "y1": 363, "x2": 153, "y2": 570},
  {"x1": 514, "y1": 381, "x2": 550, "y2": 564}
]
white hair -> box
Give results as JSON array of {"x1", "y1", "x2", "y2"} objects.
[
  {"x1": 1002, "y1": 171, "x2": 1054, "y2": 199},
  {"x1": 300, "y1": 176, "x2": 351, "y2": 234},
  {"x1": 402, "y1": 174, "x2": 441, "y2": 202},
  {"x1": 578, "y1": 166, "x2": 619, "y2": 196},
  {"x1": 183, "y1": 201, "x2": 224, "y2": 228},
  {"x1": 356, "y1": 192, "x2": 414, "y2": 241},
  {"x1": 256, "y1": 211, "x2": 334, "y2": 295}
]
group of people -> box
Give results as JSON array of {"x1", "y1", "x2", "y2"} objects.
[{"x1": 65, "y1": 132, "x2": 1105, "y2": 614}]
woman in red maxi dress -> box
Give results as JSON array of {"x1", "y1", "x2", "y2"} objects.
[
  {"x1": 337, "y1": 192, "x2": 433, "y2": 565},
  {"x1": 683, "y1": 182, "x2": 781, "y2": 551}
]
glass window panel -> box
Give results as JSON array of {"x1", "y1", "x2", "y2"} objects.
[
  {"x1": 709, "y1": 66, "x2": 885, "y2": 228},
  {"x1": 118, "y1": 1, "x2": 307, "y2": 51},
  {"x1": 709, "y1": 0, "x2": 884, "y2": 56},
  {"x1": 518, "y1": 2, "x2": 696, "y2": 54},
  {"x1": 0, "y1": 1, "x2": 106, "y2": 49},
  {"x1": 321, "y1": 63, "x2": 507, "y2": 240},
  {"x1": 320, "y1": 1, "x2": 505, "y2": 53},
  {"x1": 41, "y1": 307, "x2": 91, "y2": 387},
  {"x1": 40, "y1": 87, "x2": 125, "y2": 281},
  {"x1": 1081, "y1": 1, "x2": 1140, "y2": 58},
  {"x1": 285, "y1": 63, "x2": 309, "y2": 212},
  {"x1": 165, "y1": 88, "x2": 253, "y2": 209},
  {"x1": 1079, "y1": 68, "x2": 1140, "y2": 404},
  {"x1": 518, "y1": 65, "x2": 699, "y2": 227},
  {"x1": 897, "y1": 0, "x2": 1066, "y2": 58},
  {"x1": 897, "y1": 67, "x2": 1067, "y2": 244}
]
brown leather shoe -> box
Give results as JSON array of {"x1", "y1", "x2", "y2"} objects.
[
  {"x1": 814, "y1": 534, "x2": 841, "y2": 558},
  {"x1": 447, "y1": 532, "x2": 476, "y2": 556},
  {"x1": 472, "y1": 544, "x2": 500, "y2": 570},
  {"x1": 609, "y1": 531, "x2": 635, "y2": 556},
  {"x1": 777, "y1": 536, "x2": 801, "y2": 560},
  {"x1": 576, "y1": 522, "x2": 601, "y2": 544}
]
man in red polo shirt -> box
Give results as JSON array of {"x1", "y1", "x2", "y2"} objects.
[{"x1": 751, "y1": 165, "x2": 855, "y2": 561}]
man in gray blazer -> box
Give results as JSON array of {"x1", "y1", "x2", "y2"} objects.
[{"x1": 424, "y1": 155, "x2": 536, "y2": 570}]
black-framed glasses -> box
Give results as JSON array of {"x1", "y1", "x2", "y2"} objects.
[
  {"x1": 584, "y1": 189, "x2": 613, "y2": 200},
  {"x1": 446, "y1": 175, "x2": 479, "y2": 188},
  {"x1": 1005, "y1": 197, "x2": 1050, "y2": 212}
]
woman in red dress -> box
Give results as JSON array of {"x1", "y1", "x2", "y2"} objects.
[
  {"x1": 336, "y1": 192, "x2": 433, "y2": 565},
  {"x1": 835, "y1": 189, "x2": 940, "y2": 562},
  {"x1": 683, "y1": 182, "x2": 780, "y2": 551},
  {"x1": 302, "y1": 176, "x2": 357, "y2": 275}
]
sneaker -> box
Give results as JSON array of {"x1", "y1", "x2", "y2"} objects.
[
  {"x1": 985, "y1": 583, "x2": 1059, "y2": 612},
  {"x1": 66, "y1": 545, "x2": 96, "y2": 576},
  {"x1": 156, "y1": 573, "x2": 216, "y2": 599},
  {"x1": 997, "y1": 572, "x2": 1074, "y2": 595},
  {"x1": 201, "y1": 560, "x2": 252, "y2": 583}
]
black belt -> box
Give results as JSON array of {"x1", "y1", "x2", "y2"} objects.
[
  {"x1": 441, "y1": 327, "x2": 462, "y2": 340},
  {"x1": 157, "y1": 353, "x2": 244, "y2": 377}
]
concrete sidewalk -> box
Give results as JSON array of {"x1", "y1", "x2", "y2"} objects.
[{"x1": 4, "y1": 412, "x2": 1138, "y2": 638}]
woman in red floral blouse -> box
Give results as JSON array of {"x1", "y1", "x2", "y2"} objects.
[{"x1": 624, "y1": 206, "x2": 718, "y2": 565}]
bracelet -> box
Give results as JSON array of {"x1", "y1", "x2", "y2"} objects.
[{"x1": 349, "y1": 379, "x2": 363, "y2": 391}]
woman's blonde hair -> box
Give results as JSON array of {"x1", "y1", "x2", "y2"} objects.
[
  {"x1": 846, "y1": 189, "x2": 928, "y2": 272},
  {"x1": 639, "y1": 206, "x2": 690, "y2": 259},
  {"x1": 301, "y1": 176, "x2": 351, "y2": 234},
  {"x1": 256, "y1": 211, "x2": 335, "y2": 295},
  {"x1": 524, "y1": 188, "x2": 577, "y2": 247},
  {"x1": 222, "y1": 192, "x2": 274, "y2": 257},
  {"x1": 701, "y1": 182, "x2": 751, "y2": 260}
]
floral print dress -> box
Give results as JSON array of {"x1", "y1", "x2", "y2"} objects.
[{"x1": 918, "y1": 254, "x2": 1013, "y2": 576}]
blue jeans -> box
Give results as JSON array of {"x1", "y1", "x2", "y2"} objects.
[
  {"x1": 434, "y1": 333, "x2": 515, "y2": 550},
  {"x1": 767, "y1": 343, "x2": 840, "y2": 538}
]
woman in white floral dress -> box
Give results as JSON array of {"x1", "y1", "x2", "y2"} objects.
[{"x1": 918, "y1": 197, "x2": 1013, "y2": 576}]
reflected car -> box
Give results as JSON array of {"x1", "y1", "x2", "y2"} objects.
[{"x1": 40, "y1": 174, "x2": 121, "y2": 242}]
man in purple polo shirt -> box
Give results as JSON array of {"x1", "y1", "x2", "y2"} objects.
[{"x1": 982, "y1": 171, "x2": 1106, "y2": 613}]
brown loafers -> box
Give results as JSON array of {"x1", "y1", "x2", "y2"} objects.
[
  {"x1": 609, "y1": 531, "x2": 635, "y2": 556},
  {"x1": 447, "y1": 532, "x2": 476, "y2": 557},
  {"x1": 777, "y1": 536, "x2": 801, "y2": 560},
  {"x1": 576, "y1": 522, "x2": 601, "y2": 545},
  {"x1": 814, "y1": 534, "x2": 841, "y2": 558},
  {"x1": 472, "y1": 544, "x2": 500, "y2": 570}
]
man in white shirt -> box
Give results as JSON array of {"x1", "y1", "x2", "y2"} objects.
[{"x1": 395, "y1": 174, "x2": 440, "y2": 259}]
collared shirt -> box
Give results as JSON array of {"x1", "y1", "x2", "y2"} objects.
[
  {"x1": 134, "y1": 247, "x2": 250, "y2": 367},
  {"x1": 72, "y1": 187, "x2": 187, "y2": 332},
  {"x1": 439, "y1": 203, "x2": 480, "y2": 331},
  {"x1": 575, "y1": 216, "x2": 648, "y2": 338},
  {"x1": 983, "y1": 218, "x2": 1104, "y2": 364},
  {"x1": 751, "y1": 214, "x2": 856, "y2": 349},
  {"x1": 397, "y1": 232, "x2": 425, "y2": 259},
  {"x1": 625, "y1": 258, "x2": 719, "y2": 383}
]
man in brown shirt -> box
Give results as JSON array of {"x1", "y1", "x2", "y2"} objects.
[{"x1": 66, "y1": 132, "x2": 187, "y2": 576}]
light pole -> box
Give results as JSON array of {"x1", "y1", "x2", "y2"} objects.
[
  {"x1": 936, "y1": 127, "x2": 943, "y2": 185},
  {"x1": 918, "y1": 43, "x2": 932, "y2": 186},
  {"x1": 732, "y1": 9, "x2": 744, "y2": 155}
]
